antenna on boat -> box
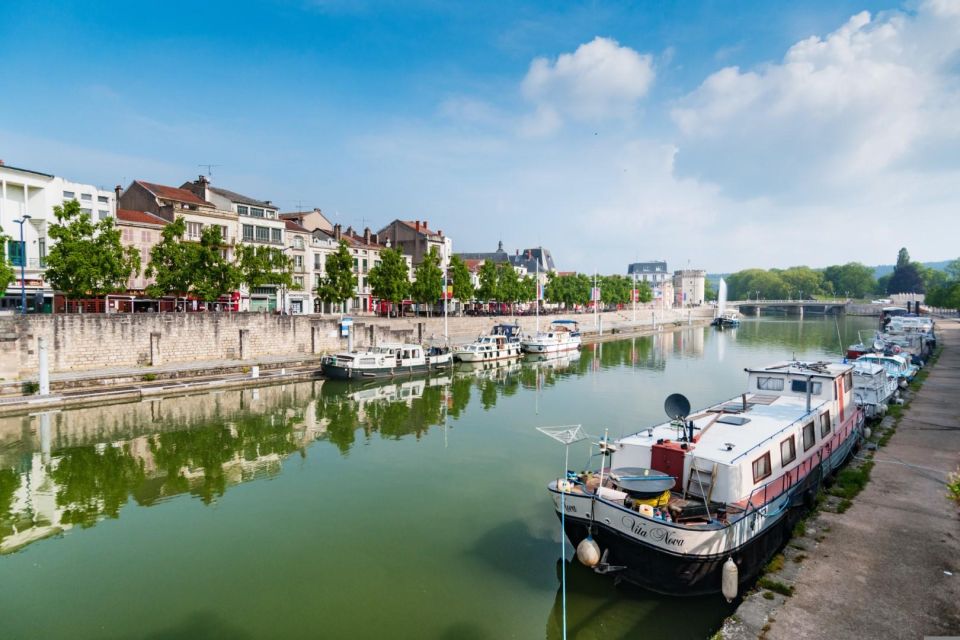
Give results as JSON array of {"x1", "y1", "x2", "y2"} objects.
[
  {"x1": 537, "y1": 425, "x2": 590, "y2": 640},
  {"x1": 835, "y1": 316, "x2": 845, "y2": 360}
]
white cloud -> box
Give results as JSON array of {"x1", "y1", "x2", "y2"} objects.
[
  {"x1": 520, "y1": 37, "x2": 655, "y2": 135},
  {"x1": 671, "y1": 2, "x2": 960, "y2": 196}
]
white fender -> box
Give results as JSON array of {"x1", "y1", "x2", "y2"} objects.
[
  {"x1": 721, "y1": 557, "x2": 739, "y2": 602},
  {"x1": 576, "y1": 537, "x2": 601, "y2": 568}
]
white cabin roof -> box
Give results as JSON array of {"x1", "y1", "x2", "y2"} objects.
[
  {"x1": 619, "y1": 394, "x2": 827, "y2": 467},
  {"x1": 744, "y1": 360, "x2": 852, "y2": 380}
]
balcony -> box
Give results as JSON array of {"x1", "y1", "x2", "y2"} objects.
[{"x1": 8, "y1": 257, "x2": 46, "y2": 270}]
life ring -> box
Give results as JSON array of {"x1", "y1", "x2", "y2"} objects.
[{"x1": 892, "y1": 345, "x2": 902, "y2": 354}]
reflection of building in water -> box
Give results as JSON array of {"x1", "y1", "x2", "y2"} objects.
[
  {"x1": 669, "y1": 327, "x2": 705, "y2": 358},
  {"x1": 0, "y1": 383, "x2": 325, "y2": 555}
]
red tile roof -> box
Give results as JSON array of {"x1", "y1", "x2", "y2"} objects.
[
  {"x1": 400, "y1": 220, "x2": 442, "y2": 237},
  {"x1": 284, "y1": 219, "x2": 309, "y2": 233},
  {"x1": 116, "y1": 209, "x2": 168, "y2": 226},
  {"x1": 136, "y1": 180, "x2": 212, "y2": 207}
]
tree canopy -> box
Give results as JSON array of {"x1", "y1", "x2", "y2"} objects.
[
  {"x1": 410, "y1": 247, "x2": 443, "y2": 314},
  {"x1": 821, "y1": 262, "x2": 877, "y2": 298},
  {"x1": 145, "y1": 218, "x2": 238, "y2": 302},
  {"x1": 925, "y1": 256, "x2": 960, "y2": 311},
  {"x1": 448, "y1": 255, "x2": 474, "y2": 313},
  {"x1": 316, "y1": 240, "x2": 357, "y2": 313},
  {"x1": 0, "y1": 228, "x2": 15, "y2": 297},
  {"x1": 46, "y1": 199, "x2": 141, "y2": 300},
  {"x1": 367, "y1": 247, "x2": 409, "y2": 311},
  {"x1": 887, "y1": 247, "x2": 926, "y2": 294},
  {"x1": 236, "y1": 244, "x2": 293, "y2": 291},
  {"x1": 475, "y1": 261, "x2": 499, "y2": 302}
]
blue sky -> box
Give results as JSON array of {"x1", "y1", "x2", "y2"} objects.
[{"x1": 3, "y1": 0, "x2": 959, "y2": 272}]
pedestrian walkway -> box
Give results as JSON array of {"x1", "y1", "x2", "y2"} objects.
[{"x1": 767, "y1": 320, "x2": 960, "y2": 639}]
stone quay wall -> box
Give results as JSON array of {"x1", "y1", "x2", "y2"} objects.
[{"x1": 0, "y1": 307, "x2": 714, "y2": 380}]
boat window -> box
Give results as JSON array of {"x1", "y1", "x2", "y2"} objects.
[
  {"x1": 413, "y1": 350, "x2": 420, "y2": 358},
  {"x1": 821, "y1": 411, "x2": 832, "y2": 437},
  {"x1": 780, "y1": 436, "x2": 797, "y2": 466},
  {"x1": 803, "y1": 422, "x2": 816, "y2": 451},
  {"x1": 360, "y1": 358, "x2": 376, "y2": 366},
  {"x1": 790, "y1": 379, "x2": 822, "y2": 395},
  {"x1": 843, "y1": 371, "x2": 853, "y2": 391},
  {"x1": 752, "y1": 452, "x2": 772, "y2": 484},
  {"x1": 757, "y1": 376, "x2": 784, "y2": 391}
]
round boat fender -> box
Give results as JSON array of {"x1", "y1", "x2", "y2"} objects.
[
  {"x1": 721, "y1": 557, "x2": 739, "y2": 602},
  {"x1": 576, "y1": 536, "x2": 601, "y2": 568}
]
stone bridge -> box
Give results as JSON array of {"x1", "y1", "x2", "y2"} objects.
[{"x1": 730, "y1": 299, "x2": 851, "y2": 317}]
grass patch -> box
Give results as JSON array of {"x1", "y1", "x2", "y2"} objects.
[
  {"x1": 757, "y1": 577, "x2": 794, "y2": 597},
  {"x1": 948, "y1": 468, "x2": 960, "y2": 506},
  {"x1": 829, "y1": 461, "x2": 875, "y2": 500},
  {"x1": 836, "y1": 498, "x2": 853, "y2": 513},
  {"x1": 793, "y1": 521, "x2": 807, "y2": 537},
  {"x1": 764, "y1": 554, "x2": 785, "y2": 574},
  {"x1": 21, "y1": 381, "x2": 39, "y2": 394},
  {"x1": 142, "y1": 373, "x2": 157, "y2": 382},
  {"x1": 762, "y1": 591, "x2": 775, "y2": 600}
]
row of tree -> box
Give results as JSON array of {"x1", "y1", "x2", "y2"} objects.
[
  {"x1": 925, "y1": 260, "x2": 960, "y2": 310},
  {"x1": 722, "y1": 248, "x2": 951, "y2": 302}
]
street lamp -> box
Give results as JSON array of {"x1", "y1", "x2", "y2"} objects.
[
  {"x1": 14, "y1": 215, "x2": 31, "y2": 314},
  {"x1": 279, "y1": 246, "x2": 292, "y2": 315}
]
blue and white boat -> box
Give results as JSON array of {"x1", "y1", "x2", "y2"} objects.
[{"x1": 521, "y1": 320, "x2": 581, "y2": 355}]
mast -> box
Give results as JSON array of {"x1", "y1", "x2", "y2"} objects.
[{"x1": 536, "y1": 260, "x2": 540, "y2": 334}]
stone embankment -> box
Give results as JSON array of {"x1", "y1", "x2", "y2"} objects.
[
  {"x1": 0, "y1": 307, "x2": 712, "y2": 382},
  {"x1": 719, "y1": 319, "x2": 960, "y2": 640}
]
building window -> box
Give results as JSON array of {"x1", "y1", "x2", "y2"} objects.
[
  {"x1": 803, "y1": 422, "x2": 816, "y2": 451},
  {"x1": 8, "y1": 240, "x2": 25, "y2": 267},
  {"x1": 294, "y1": 255, "x2": 303, "y2": 268},
  {"x1": 242, "y1": 224, "x2": 254, "y2": 241},
  {"x1": 752, "y1": 452, "x2": 772, "y2": 484},
  {"x1": 63, "y1": 190, "x2": 75, "y2": 199},
  {"x1": 98, "y1": 195, "x2": 109, "y2": 203},
  {"x1": 271, "y1": 228, "x2": 282, "y2": 243},
  {"x1": 250, "y1": 207, "x2": 265, "y2": 218},
  {"x1": 237, "y1": 205, "x2": 249, "y2": 216},
  {"x1": 98, "y1": 210, "x2": 110, "y2": 220},
  {"x1": 38, "y1": 238, "x2": 46, "y2": 268},
  {"x1": 81, "y1": 193, "x2": 92, "y2": 201},
  {"x1": 757, "y1": 376, "x2": 784, "y2": 391},
  {"x1": 293, "y1": 276, "x2": 304, "y2": 289},
  {"x1": 218, "y1": 225, "x2": 229, "y2": 242},
  {"x1": 353, "y1": 258, "x2": 359, "y2": 272},
  {"x1": 256, "y1": 226, "x2": 270, "y2": 242},
  {"x1": 314, "y1": 254, "x2": 323, "y2": 270},
  {"x1": 362, "y1": 258, "x2": 367, "y2": 273},
  {"x1": 821, "y1": 411, "x2": 832, "y2": 437},
  {"x1": 780, "y1": 436, "x2": 796, "y2": 466},
  {"x1": 791, "y1": 379, "x2": 822, "y2": 395},
  {"x1": 294, "y1": 236, "x2": 304, "y2": 250},
  {"x1": 81, "y1": 208, "x2": 93, "y2": 215},
  {"x1": 187, "y1": 222, "x2": 203, "y2": 239}
]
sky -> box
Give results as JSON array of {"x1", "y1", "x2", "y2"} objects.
[{"x1": 2, "y1": 0, "x2": 959, "y2": 273}]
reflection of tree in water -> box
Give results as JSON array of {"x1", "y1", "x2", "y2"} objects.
[
  {"x1": 316, "y1": 395, "x2": 360, "y2": 454},
  {"x1": 50, "y1": 444, "x2": 146, "y2": 526},
  {"x1": 147, "y1": 410, "x2": 303, "y2": 505},
  {"x1": 447, "y1": 376, "x2": 472, "y2": 419},
  {"x1": 0, "y1": 468, "x2": 21, "y2": 538},
  {"x1": 480, "y1": 379, "x2": 498, "y2": 410},
  {"x1": 584, "y1": 337, "x2": 663, "y2": 371}
]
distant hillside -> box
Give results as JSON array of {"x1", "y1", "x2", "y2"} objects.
[{"x1": 871, "y1": 260, "x2": 950, "y2": 279}]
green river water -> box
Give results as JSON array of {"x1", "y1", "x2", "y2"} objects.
[{"x1": 0, "y1": 316, "x2": 879, "y2": 639}]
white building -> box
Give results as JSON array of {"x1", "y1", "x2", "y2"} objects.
[{"x1": 0, "y1": 161, "x2": 115, "y2": 311}]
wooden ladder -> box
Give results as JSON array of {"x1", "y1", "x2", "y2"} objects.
[{"x1": 684, "y1": 458, "x2": 719, "y2": 505}]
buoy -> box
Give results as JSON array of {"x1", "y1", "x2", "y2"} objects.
[
  {"x1": 721, "y1": 557, "x2": 738, "y2": 602},
  {"x1": 864, "y1": 427, "x2": 872, "y2": 440},
  {"x1": 576, "y1": 536, "x2": 601, "y2": 568}
]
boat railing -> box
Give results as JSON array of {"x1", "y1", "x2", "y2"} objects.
[{"x1": 742, "y1": 447, "x2": 826, "y2": 517}]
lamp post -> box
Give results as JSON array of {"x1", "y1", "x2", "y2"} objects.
[
  {"x1": 279, "y1": 246, "x2": 292, "y2": 315},
  {"x1": 14, "y1": 215, "x2": 31, "y2": 314}
]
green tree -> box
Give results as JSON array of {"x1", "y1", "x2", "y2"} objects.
[
  {"x1": 46, "y1": 200, "x2": 140, "y2": 300},
  {"x1": 779, "y1": 266, "x2": 825, "y2": 300},
  {"x1": 316, "y1": 240, "x2": 357, "y2": 314},
  {"x1": 448, "y1": 255, "x2": 474, "y2": 315},
  {"x1": 496, "y1": 263, "x2": 521, "y2": 312},
  {"x1": 887, "y1": 247, "x2": 926, "y2": 294},
  {"x1": 368, "y1": 247, "x2": 409, "y2": 315},
  {"x1": 146, "y1": 217, "x2": 193, "y2": 298},
  {"x1": 476, "y1": 261, "x2": 499, "y2": 303},
  {"x1": 0, "y1": 228, "x2": 15, "y2": 297},
  {"x1": 237, "y1": 244, "x2": 293, "y2": 291},
  {"x1": 519, "y1": 275, "x2": 537, "y2": 304},
  {"x1": 191, "y1": 226, "x2": 239, "y2": 303},
  {"x1": 822, "y1": 262, "x2": 877, "y2": 299},
  {"x1": 410, "y1": 246, "x2": 443, "y2": 316},
  {"x1": 703, "y1": 277, "x2": 717, "y2": 302},
  {"x1": 636, "y1": 280, "x2": 653, "y2": 303}
]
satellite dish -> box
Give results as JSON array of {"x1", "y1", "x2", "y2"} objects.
[
  {"x1": 872, "y1": 340, "x2": 884, "y2": 352},
  {"x1": 664, "y1": 393, "x2": 691, "y2": 420}
]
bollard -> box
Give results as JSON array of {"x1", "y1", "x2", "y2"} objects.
[
  {"x1": 251, "y1": 365, "x2": 259, "y2": 379},
  {"x1": 38, "y1": 336, "x2": 50, "y2": 396}
]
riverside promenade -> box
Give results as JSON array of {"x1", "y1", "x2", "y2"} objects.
[{"x1": 766, "y1": 320, "x2": 960, "y2": 639}]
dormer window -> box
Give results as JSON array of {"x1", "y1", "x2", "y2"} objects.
[{"x1": 237, "y1": 205, "x2": 249, "y2": 216}]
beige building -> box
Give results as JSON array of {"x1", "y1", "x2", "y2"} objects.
[
  {"x1": 673, "y1": 269, "x2": 706, "y2": 307},
  {"x1": 115, "y1": 208, "x2": 168, "y2": 293},
  {"x1": 378, "y1": 219, "x2": 452, "y2": 267}
]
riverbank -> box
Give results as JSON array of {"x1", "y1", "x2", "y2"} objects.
[
  {"x1": 719, "y1": 319, "x2": 960, "y2": 639},
  {"x1": 0, "y1": 314, "x2": 712, "y2": 416}
]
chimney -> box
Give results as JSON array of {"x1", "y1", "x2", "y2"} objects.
[
  {"x1": 364, "y1": 227, "x2": 371, "y2": 244},
  {"x1": 198, "y1": 174, "x2": 209, "y2": 185},
  {"x1": 334, "y1": 223, "x2": 342, "y2": 241},
  {"x1": 516, "y1": 249, "x2": 519, "y2": 256},
  {"x1": 371, "y1": 233, "x2": 379, "y2": 245},
  {"x1": 265, "y1": 200, "x2": 272, "y2": 206},
  {"x1": 423, "y1": 220, "x2": 429, "y2": 230},
  {"x1": 438, "y1": 229, "x2": 443, "y2": 237},
  {"x1": 346, "y1": 226, "x2": 354, "y2": 237},
  {"x1": 115, "y1": 184, "x2": 122, "y2": 202},
  {"x1": 0, "y1": 159, "x2": 5, "y2": 166},
  {"x1": 415, "y1": 220, "x2": 420, "y2": 233}
]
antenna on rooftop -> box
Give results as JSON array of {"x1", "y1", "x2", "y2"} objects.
[{"x1": 198, "y1": 164, "x2": 221, "y2": 177}]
